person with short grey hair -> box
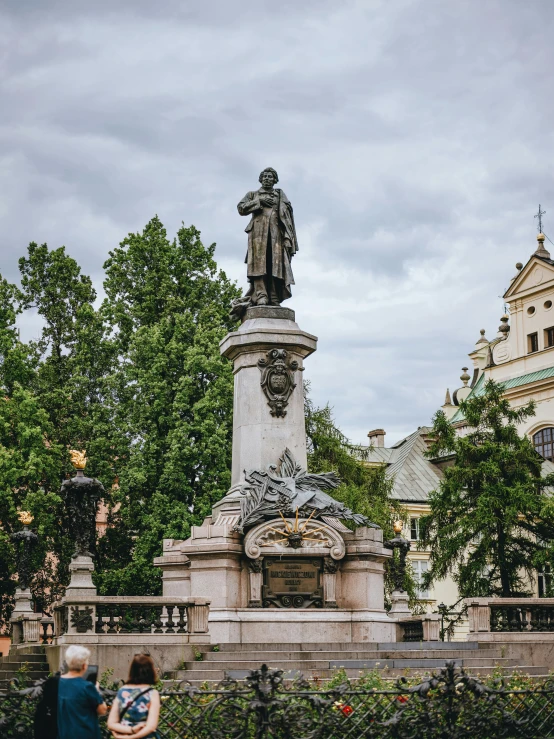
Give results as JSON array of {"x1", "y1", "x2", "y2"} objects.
[{"x1": 57, "y1": 644, "x2": 107, "y2": 739}]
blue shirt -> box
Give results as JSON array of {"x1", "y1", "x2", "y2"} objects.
[{"x1": 58, "y1": 676, "x2": 104, "y2": 739}]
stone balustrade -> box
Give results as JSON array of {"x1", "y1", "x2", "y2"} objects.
[
  {"x1": 466, "y1": 597, "x2": 554, "y2": 641},
  {"x1": 12, "y1": 597, "x2": 210, "y2": 650},
  {"x1": 53, "y1": 596, "x2": 210, "y2": 644}
]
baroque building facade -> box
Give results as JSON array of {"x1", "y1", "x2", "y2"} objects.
[{"x1": 363, "y1": 232, "x2": 554, "y2": 635}]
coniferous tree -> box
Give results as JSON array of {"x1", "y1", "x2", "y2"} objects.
[
  {"x1": 420, "y1": 379, "x2": 554, "y2": 598},
  {"x1": 304, "y1": 385, "x2": 416, "y2": 604}
]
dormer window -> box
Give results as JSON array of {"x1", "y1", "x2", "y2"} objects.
[
  {"x1": 545, "y1": 327, "x2": 554, "y2": 348},
  {"x1": 528, "y1": 332, "x2": 539, "y2": 353}
]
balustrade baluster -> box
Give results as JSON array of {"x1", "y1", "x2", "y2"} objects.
[
  {"x1": 129, "y1": 605, "x2": 139, "y2": 632},
  {"x1": 95, "y1": 605, "x2": 105, "y2": 634},
  {"x1": 176, "y1": 605, "x2": 187, "y2": 633},
  {"x1": 529, "y1": 606, "x2": 539, "y2": 631},
  {"x1": 520, "y1": 608, "x2": 528, "y2": 631},
  {"x1": 107, "y1": 606, "x2": 117, "y2": 634},
  {"x1": 153, "y1": 606, "x2": 164, "y2": 633},
  {"x1": 137, "y1": 606, "x2": 147, "y2": 633},
  {"x1": 165, "y1": 605, "x2": 176, "y2": 633},
  {"x1": 40, "y1": 622, "x2": 51, "y2": 645}
]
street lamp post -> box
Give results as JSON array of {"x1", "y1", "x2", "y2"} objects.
[{"x1": 438, "y1": 601, "x2": 447, "y2": 642}]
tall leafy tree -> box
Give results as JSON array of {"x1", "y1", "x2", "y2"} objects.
[
  {"x1": 420, "y1": 379, "x2": 554, "y2": 598},
  {"x1": 0, "y1": 243, "x2": 120, "y2": 625},
  {"x1": 0, "y1": 276, "x2": 64, "y2": 619},
  {"x1": 96, "y1": 217, "x2": 240, "y2": 595},
  {"x1": 18, "y1": 243, "x2": 117, "y2": 472}
]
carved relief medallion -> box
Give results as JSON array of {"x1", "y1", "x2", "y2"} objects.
[
  {"x1": 244, "y1": 517, "x2": 346, "y2": 560},
  {"x1": 258, "y1": 349, "x2": 298, "y2": 417}
]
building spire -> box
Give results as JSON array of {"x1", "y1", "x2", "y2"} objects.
[
  {"x1": 535, "y1": 204, "x2": 546, "y2": 234},
  {"x1": 534, "y1": 205, "x2": 551, "y2": 258}
]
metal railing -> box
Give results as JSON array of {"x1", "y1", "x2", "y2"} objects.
[{"x1": 3, "y1": 661, "x2": 554, "y2": 738}]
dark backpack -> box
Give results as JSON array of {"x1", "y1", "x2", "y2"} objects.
[{"x1": 34, "y1": 674, "x2": 60, "y2": 739}]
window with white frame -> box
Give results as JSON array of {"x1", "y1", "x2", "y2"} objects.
[
  {"x1": 410, "y1": 517, "x2": 419, "y2": 541},
  {"x1": 411, "y1": 559, "x2": 430, "y2": 599}
]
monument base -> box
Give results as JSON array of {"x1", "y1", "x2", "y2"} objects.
[
  {"x1": 155, "y1": 517, "x2": 395, "y2": 645},
  {"x1": 207, "y1": 608, "x2": 396, "y2": 644}
]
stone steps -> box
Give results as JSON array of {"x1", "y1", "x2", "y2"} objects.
[
  {"x1": 215, "y1": 641, "x2": 497, "y2": 652},
  {"x1": 181, "y1": 657, "x2": 517, "y2": 671},
  {"x1": 0, "y1": 645, "x2": 49, "y2": 689},
  {"x1": 202, "y1": 649, "x2": 501, "y2": 661},
  {"x1": 162, "y1": 641, "x2": 549, "y2": 687}
]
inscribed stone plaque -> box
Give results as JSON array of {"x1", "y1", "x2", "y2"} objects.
[{"x1": 262, "y1": 558, "x2": 322, "y2": 608}]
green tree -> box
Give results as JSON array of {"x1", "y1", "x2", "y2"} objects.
[
  {"x1": 96, "y1": 217, "x2": 240, "y2": 595},
  {"x1": 420, "y1": 379, "x2": 554, "y2": 598},
  {"x1": 0, "y1": 276, "x2": 64, "y2": 619},
  {"x1": 304, "y1": 384, "x2": 415, "y2": 604},
  {"x1": 18, "y1": 242, "x2": 118, "y2": 479},
  {"x1": 0, "y1": 243, "x2": 121, "y2": 625}
]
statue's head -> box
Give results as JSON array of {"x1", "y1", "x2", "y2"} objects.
[{"x1": 259, "y1": 167, "x2": 279, "y2": 188}]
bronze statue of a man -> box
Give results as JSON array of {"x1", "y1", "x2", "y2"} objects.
[{"x1": 235, "y1": 167, "x2": 298, "y2": 314}]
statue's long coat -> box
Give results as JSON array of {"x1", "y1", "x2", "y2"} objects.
[{"x1": 237, "y1": 188, "x2": 298, "y2": 299}]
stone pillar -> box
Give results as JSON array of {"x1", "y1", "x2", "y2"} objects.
[
  {"x1": 65, "y1": 555, "x2": 97, "y2": 598},
  {"x1": 323, "y1": 559, "x2": 339, "y2": 608},
  {"x1": 389, "y1": 590, "x2": 411, "y2": 618},
  {"x1": 219, "y1": 307, "x2": 317, "y2": 488},
  {"x1": 248, "y1": 559, "x2": 263, "y2": 607},
  {"x1": 11, "y1": 588, "x2": 34, "y2": 618},
  {"x1": 10, "y1": 588, "x2": 42, "y2": 646}
]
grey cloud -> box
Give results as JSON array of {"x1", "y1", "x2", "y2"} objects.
[{"x1": 1, "y1": 0, "x2": 554, "y2": 442}]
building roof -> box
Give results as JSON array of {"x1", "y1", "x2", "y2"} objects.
[
  {"x1": 360, "y1": 421, "x2": 554, "y2": 503},
  {"x1": 450, "y1": 366, "x2": 554, "y2": 423},
  {"x1": 361, "y1": 426, "x2": 444, "y2": 502}
]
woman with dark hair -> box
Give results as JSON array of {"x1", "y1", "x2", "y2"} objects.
[{"x1": 107, "y1": 654, "x2": 160, "y2": 739}]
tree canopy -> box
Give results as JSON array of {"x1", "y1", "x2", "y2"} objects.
[
  {"x1": 0, "y1": 220, "x2": 400, "y2": 623},
  {"x1": 0, "y1": 218, "x2": 240, "y2": 622},
  {"x1": 420, "y1": 379, "x2": 554, "y2": 598}
]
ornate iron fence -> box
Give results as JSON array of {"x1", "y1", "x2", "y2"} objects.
[{"x1": 2, "y1": 661, "x2": 554, "y2": 738}]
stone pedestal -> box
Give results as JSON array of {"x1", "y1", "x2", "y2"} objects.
[
  {"x1": 389, "y1": 590, "x2": 412, "y2": 618},
  {"x1": 65, "y1": 555, "x2": 97, "y2": 598},
  {"x1": 219, "y1": 306, "x2": 317, "y2": 489},
  {"x1": 10, "y1": 587, "x2": 43, "y2": 646},
  {"x1": 11, "y1": 587, "x2": 34, "y2": 617}
]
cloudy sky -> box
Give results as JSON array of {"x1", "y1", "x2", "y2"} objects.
[{"x1": 2, "y1": 0, "x2": 554, "y2": 446}]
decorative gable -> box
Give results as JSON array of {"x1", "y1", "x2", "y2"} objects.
[{"x1": 504, "y1": 256, "x2": 554, "y2": 300}]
